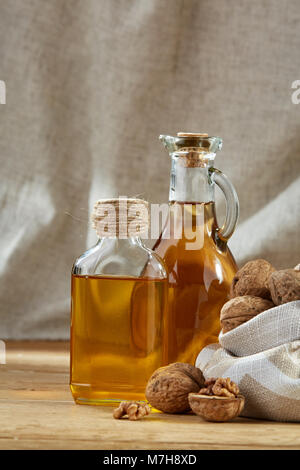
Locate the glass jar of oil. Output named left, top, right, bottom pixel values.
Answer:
left=153, top=133, right=239, bottom=365
left=70, top=198, right=168, bottom=405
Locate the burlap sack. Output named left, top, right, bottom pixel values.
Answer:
left=195, top=301, right=300, bottom=422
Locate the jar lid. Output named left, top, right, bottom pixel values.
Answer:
left=92, top=197, right=149, bottom=238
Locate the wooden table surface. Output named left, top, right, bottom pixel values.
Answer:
left=0, top=341, right=299, bottom=450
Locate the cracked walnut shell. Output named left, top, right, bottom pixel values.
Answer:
left=188, top=393, right=245, bottom=422
left=188, top=378, right=245, bottom=422
left=230, top=259, right=275, bottom=299
left=145, top=362, right=205, bottom=414
left=220, top=295, right=274, bottom=333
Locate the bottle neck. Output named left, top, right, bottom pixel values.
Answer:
left=97, top=236, right=143, bottom=251
left=91, top=237, right=146, bottom=277
left=169, top=155, right=215, bottom=203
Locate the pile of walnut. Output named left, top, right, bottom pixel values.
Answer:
left=220, top=259, right=300, bottom=333
left=112, top=260, right=300, bottom=423
left=113, top=364, right=245, bottom=423
left=145, top=363, right=244, bottom=422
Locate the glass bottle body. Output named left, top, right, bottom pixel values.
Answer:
left=153, top=201, right=237, bottom=364
left=70, top=237, right=168, bottom=405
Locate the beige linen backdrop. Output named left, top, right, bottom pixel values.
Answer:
left=0, top=0, right=299, bottom=339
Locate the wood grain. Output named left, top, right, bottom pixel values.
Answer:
left=0, top=341, right=299, bottom=450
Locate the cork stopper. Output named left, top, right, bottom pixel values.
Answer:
left=173, top=133, right=211, bottom=167
left=92, top=197, right=149, bottom=238
left=177, top=132, right=209, bottom=138
left=177, top=153, right=210, bottom=168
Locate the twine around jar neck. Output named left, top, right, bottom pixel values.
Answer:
left=92, top=198, right=149, bottom=239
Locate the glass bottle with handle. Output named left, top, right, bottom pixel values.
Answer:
left=153, top=132, right=239, bottom=364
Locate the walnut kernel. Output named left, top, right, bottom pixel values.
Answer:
left=199, top=377, right=240, bottom=398
left=113, top=401, right=151, bottom=421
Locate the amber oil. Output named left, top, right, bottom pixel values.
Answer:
left=153, top=201, right=237, bottom=365
left=70, top=274, right=167, bottom=404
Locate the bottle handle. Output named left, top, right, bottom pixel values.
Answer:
left=209, top=168, right=239, bottom=241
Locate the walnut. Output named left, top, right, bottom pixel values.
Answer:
left=145, top=362, right=205, bottom=414
left=231, top=259, right=276, bottom=299
left=188, top=377, right=245, bottom=422
left=268, top=266, right=300, bottom=305
left=113, top=401, right=151, bottom=421
left=199, top=377, right=240, bottom=398
left=220, top=295, right=274, bottom=333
